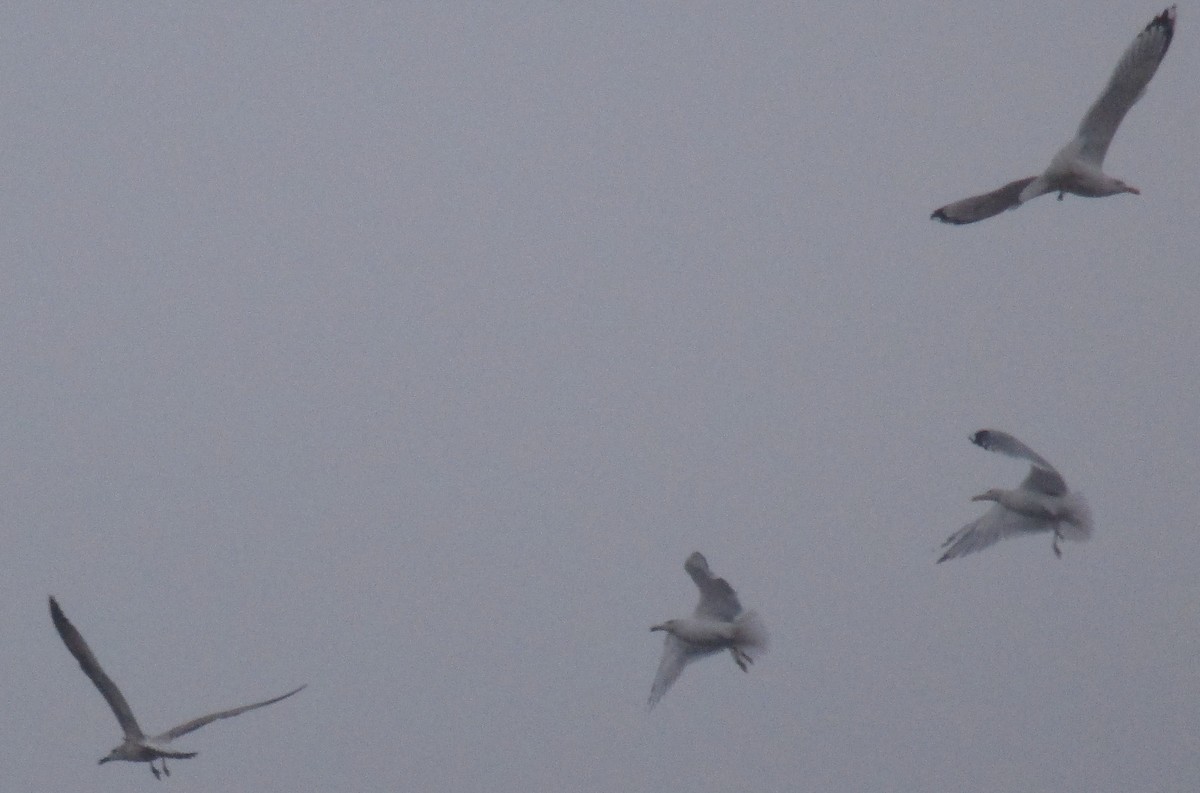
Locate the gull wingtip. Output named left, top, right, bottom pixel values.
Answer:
left=930, top=206, right=969, bottom=225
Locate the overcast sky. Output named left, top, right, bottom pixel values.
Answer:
left=4, top=3, right=1198, bottom=791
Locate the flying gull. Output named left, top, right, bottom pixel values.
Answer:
left=938, top=430, right=1092, bottom=562
left=647, top=552, right=767, bottom=709
left=49, top=596, right=305, bottom=779
left=932, top=6, right=1175, bottom=224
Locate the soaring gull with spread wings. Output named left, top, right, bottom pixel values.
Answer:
left=49, top=596, right=305, bottom=779
left=932, top=6, right=1175, bottom=224
left=938, top=430, right=1092, bottom=562
left=647, top=552, right=767, bottom=709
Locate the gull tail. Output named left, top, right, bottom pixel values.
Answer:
left=1059, top=492, right=1093, bottom=542
left=732, top=611, right=768, bottom=652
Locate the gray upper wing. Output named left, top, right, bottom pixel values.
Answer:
left=931, top=177, right=1039, bottom=225
left=156, top=685, right=306, bottom=742
left=1075, top=6, right=1175, bottom=165
left=971, top=429, right=1067, bottom=496
left=49, top=596, right=145, bottom=739
left=684, top=552, right=742, bottom=621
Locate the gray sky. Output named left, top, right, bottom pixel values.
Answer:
left=4, top=3, right=1199, bottom=791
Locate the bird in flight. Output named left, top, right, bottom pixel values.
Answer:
left=938, top=430, right=1092, bottom=562
left=932, top=6, right=1176, bottom=224
left=648, top=552, right=767, bottom=708
left=49, top=596, right=305, bottom=779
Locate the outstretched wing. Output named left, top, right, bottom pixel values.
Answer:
left=648, top=635, right=704, bottom=709
left=937, top=503, right=1052, bottom=562
left=1074, top=6, right=1175, bottom=166
left=931, top=177, right=1040, bottom=225
left=49, top=597, right=144, bottom=739
left=684, top=552, right=742, bottom=621
left=155, top=685, right=306, bottom=742
left=971, top=429, right=1067, bottom=496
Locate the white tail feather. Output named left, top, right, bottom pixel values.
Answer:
left=1060, top=492, right=1093, bottom=541
left=732, top=611, right=768, bottom=652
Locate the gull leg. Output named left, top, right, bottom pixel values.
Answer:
left=163, top=758, right=170, bottom=777
left=1057, top=192, right=1065, bottom=201
left=150, top=762, right=161, bottom=780
left=731, top=647, right=753, bottom=672
left=1052, top=528, right=1063, bottom=558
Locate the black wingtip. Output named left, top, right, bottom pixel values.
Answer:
left=1148, top=6, right=1176, bottom=52
left=48, top=597, right=72, bottom=636
left=1151, top=6, right=1176, bottom=30
left=970, top=429, right=994, bottom=449
left=930, top=207, right=967, bottom=225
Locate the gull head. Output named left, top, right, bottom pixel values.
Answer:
left=98, top=743, right=132, bottom=765
left=970, top=488, right=1005, bottom=503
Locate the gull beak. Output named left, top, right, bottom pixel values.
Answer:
left=649, top=623, right=666, bottom=632
left=1127, top=185, right=1141, bottom=195
left=969, top=493, right=989, bottom=502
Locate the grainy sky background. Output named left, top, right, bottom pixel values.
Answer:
left=4, top=3, right=1198, bottom=791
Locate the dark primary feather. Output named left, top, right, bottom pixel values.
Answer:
left=49, top=596, right=144, bottom=739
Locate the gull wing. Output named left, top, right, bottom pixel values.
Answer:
left=1074, top=6, right=1175, bottom=166
left=971, top=429, right=1067, bottom=496
left=648, top=635, right=702, bottom=709
left=931, top=177, right=1039, bottom=225
left=684, top=552, right=742, bottom=621
left=49, top=596, right=144, bottom=740
left=155, top=685, right=306, bottom=742
left=937, top=503, right=1053, bottom=562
